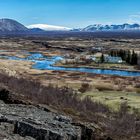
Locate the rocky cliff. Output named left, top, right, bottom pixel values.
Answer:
left=0, top=88, right=96, bottom=140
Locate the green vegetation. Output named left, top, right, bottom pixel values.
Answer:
left=110, top=49, right=139, bottom=65
left=100, top=53, right=105, bottom=63
left=81, top=91, right=140, bottom=111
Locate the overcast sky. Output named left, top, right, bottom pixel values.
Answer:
left=1, top=0, right=140, bottom=28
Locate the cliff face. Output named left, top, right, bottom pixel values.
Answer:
left=0, top=89, right=95, bottom=140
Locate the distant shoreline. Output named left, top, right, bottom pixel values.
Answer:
left=54, top=63, right=140, bottom=73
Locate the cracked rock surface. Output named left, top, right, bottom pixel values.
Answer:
left=0, top=100, right=94, bottom=140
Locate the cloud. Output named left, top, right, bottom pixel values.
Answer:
left=128, top=13, right=140, bottom=23
left=27, top=24, right=72, bottom=31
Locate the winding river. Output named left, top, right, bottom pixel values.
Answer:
left=1, top=52, right=140, bottom=77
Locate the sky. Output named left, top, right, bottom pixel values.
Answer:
left=1, top=0, right=140, bottom=28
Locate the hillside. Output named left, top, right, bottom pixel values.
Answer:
left=0, top=18, right=28, bottom=32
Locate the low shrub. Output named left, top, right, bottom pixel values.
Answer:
left=135, top=84, right=140, bottom=88
left=104, top=102, right=137, bottom=139
left=136, top=88, right=140, bottom=94
left=78, top=83, right=91, bottom=93
left=0, top=73, right=139, bottom=139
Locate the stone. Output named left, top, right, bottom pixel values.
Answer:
left=0, top=101, right=94, bottom=140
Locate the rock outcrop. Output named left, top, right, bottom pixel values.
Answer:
left=0, top=94, right=95, bottom=140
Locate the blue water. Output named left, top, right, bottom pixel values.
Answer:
left=1, top=52, right=140, bottom=77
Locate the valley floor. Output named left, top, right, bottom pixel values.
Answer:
left=0, top=37, right=140, bottom=139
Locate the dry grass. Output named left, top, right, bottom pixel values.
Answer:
left=94, top=83, right=115, bottom=91
left=81, top=90, right=140, bottom=111
left=0, top=65, right=140, bottom=139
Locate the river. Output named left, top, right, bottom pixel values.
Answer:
left=1, top=52, right=140, bottom=77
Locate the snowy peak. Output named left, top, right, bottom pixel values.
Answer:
left=1, top=18, right=140, bottom=33
left=82, top=23, right=140, bottom=31
left=27, top=24, right=72, bottom=31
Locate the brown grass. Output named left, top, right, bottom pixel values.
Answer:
left=94, top=83, right=115, bottom=91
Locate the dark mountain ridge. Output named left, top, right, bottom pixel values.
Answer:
left=0, top=18, right=28, bottom=32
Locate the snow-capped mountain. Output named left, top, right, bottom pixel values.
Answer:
left=0, top=18, right=72, bottom=33
left=27, top=24, right=72, bottom=31
left=1, top=18, right=140, bottom=34
left=81, top=24, right=140, bottom=31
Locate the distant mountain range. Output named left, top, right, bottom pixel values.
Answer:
left=0, top=18, right=72, bottom=33
left=81, top=24, right=140, bottom=31
left=1, top=18, right=140, bottom=33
